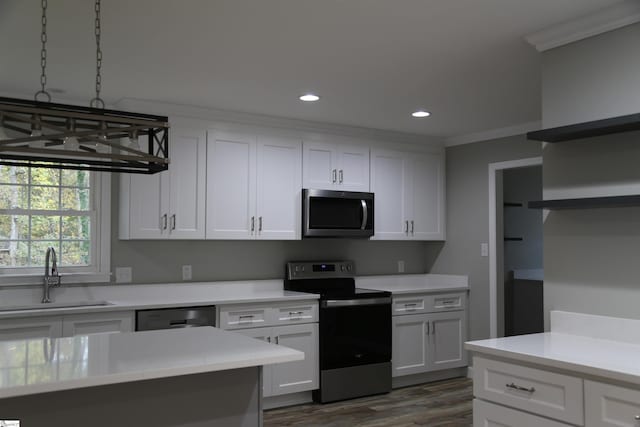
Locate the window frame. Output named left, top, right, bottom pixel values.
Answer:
left=0, top=171, right=111, bottom=286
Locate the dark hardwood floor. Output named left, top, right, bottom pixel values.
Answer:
left=264, top=377, right=473, bottom=427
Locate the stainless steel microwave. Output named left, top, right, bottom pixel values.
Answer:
left=303, top=189, right=374, bottom=238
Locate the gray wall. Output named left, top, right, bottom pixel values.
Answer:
left=430, top=136, right=542, bottom=341
left=542, top=23, right=640, bottom=327
left=110, top=175, right=440, bottom=283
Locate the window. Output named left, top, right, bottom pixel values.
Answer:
left=0, top=166, right=110, bottom=284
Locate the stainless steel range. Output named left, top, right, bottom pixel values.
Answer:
left=284, top=261, right=392, bottom=403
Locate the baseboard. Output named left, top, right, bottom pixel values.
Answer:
left=391, top=367, right=468, bottom=389
left=263, top=391, right=313, bottom=410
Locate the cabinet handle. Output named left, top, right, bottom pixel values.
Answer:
left=332, top=169, right=337, bottom=183
left=339, top=169, right=343, bottom=183
left=289, top=311, right=304, bottom=315
left=259, top=216, right=263, bottom=232
left=275, top=336, right=280, bottom=345
left=505, top=383, right=535, bottom=393
left=426, top=322, right=430, bottom=335
left=411, top=220, right=414, bottom=234
left=239, top=315, right=254, bottom=319
left=251, top=216, right=255, bottom=233
left=432, top=321, right=435, bottom=335
left=162, top=214, right=168, bottom=230
left=267, top=336, right=271, bottom=343
left=405, top=220, right=409, bottom=233
left=171, top=214, right=176, bottom=231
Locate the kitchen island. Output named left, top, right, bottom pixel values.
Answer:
left=0, top=326, right=303, bottom=427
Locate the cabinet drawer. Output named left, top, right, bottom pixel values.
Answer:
left=431, top=293, right=465, bottom=311
left=218, top=305, right=269, bottom=329
left=393, top=296, right=429, bottom=315
left=272, top=303, right=318, bottom=325
left=585, top=380, right=640, bottom=427
left=473, top=399, right=573, bottom=427
left=473, top=356, right=584, bottom=425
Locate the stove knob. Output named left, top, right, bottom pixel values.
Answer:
left=301, top=266, right=305, bottom=272
left=341, top=265, right=345, bottom=272
left=347, top=264, right=353, bottom=272
left=295, top=266, right=300, bottom=272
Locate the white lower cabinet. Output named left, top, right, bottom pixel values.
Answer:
left=471, top=355, right=640, bottom=427
left=0, top=311, right=134, bottom=341
left=62, top=311, right=134, bottom=336
left=0, top=316, right=63, bottom=340
left=391, top=291, right=467, bottom=378
left=474, top=399, right=573, bottom=427
left=585, top=380, right=640, bottom=427
left=235, top=323, right=318, bottom=397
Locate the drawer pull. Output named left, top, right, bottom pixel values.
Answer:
left=506, top=382, right=535, bottom=393
left=404, top=303, right=418, bottom=310
left=635, top=415, right=640, bottom=421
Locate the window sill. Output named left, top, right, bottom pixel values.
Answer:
left=0, top=272, right=111, bottom=286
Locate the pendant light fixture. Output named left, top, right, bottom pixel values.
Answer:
left=0, top=0, right=169, bottom=174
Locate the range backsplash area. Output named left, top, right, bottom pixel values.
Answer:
left=541, top=22, right=640, bottom=327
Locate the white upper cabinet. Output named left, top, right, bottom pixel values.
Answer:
left=206, top=130, right=256, bottom=239
left=256, top=136, right=302, bottom=240
left=207, top=130, right=302, bottom=240
left=303, top=141, right=369, bottom=192
left=371, top=148, right=445, bottom=241
left=120, top=125, right=206, bottom=240
left=370, top=149, right=411, bottom=240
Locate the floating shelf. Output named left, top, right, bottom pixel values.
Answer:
left=528, top=195, right=640, bottom=210
left=527, top=112, right=640, bottom=142
left=503, top=202, right=523, bottom=207
left=504, top=237, right=524, bottom=241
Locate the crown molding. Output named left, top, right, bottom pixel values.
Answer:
left=445, top=121, right=541, bottom=147
left=525, top=0, right=640, bottom=52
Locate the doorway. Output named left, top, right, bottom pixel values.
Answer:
left=488, top=157, right=542, bottom=338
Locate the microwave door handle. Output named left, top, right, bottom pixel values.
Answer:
left=360, top=199, right=368, bottom=230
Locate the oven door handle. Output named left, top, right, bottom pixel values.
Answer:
left=322, top=297, right=391, bottom=308
left=360, top=199, right=368, bottom=230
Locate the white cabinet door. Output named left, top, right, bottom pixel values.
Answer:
left=411, top=152, right=445, bottom=240
left=427, top=311, right=466, bottom=371
left=337, top=145, right=369, bottom=192
left=271, top=323, right=318, bottom=396
left=256, top=136, right=302, bottom=240
left=371, top=149, right=411, bottom=240
left=234, top=327, right=274, bottom=397
left=206, top=130, right=257, bottom=239
left=125, top=170, right=169, bottom=239
left=473, top=399, right=573, bottom=427
left=0, top=316, right=63, bottom=341
left=168, top=127, right=207, bottom=239
left=585, top=380, right=640, bottom=427
left=302, top=141, right=336, bottom=190
left=62, top=311, right=134, bottom=337
left=392, top=314, right=428, bottom=377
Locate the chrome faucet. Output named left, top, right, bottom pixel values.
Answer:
left=42, top=246, right=61, bottom=303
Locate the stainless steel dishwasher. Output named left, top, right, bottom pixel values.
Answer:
left=136, top=306, right=216, bottom=331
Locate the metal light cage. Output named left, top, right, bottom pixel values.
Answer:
left=0, top=97, right=170, bottom=174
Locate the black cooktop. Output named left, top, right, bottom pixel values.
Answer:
left=284, top=261, right=391, bottom=300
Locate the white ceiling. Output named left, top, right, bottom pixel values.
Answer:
left=0, top=0, right=626, bottom=139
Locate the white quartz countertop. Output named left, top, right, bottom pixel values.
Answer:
left=0, top=326, right=303, bottom=399
left=465, top=332, right=640, bottom=386
left=356, top=274, right=468, bottom=294
left=0, top=281, right=319, bottom=319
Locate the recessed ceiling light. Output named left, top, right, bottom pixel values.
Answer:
left=411, top=110, right=431, bottom=118
left=299, top=94, right=320, bottom=102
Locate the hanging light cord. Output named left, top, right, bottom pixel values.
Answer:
left=90, top=0, right=105, bottom=109
left=34, top=0, right=51, bottom=102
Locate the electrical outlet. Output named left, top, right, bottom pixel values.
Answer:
left=481, top=243, right=489, bottom=257
left=397, top=260, right=405, bottom=273
left=115, top=267, right=132, bottom=283
left=182, top=265, right=193, bottom=281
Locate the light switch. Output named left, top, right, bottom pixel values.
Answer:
left=481, top=243, right=489, bottom=257
left=115, top=267, right=132, bottom=283
left=182, top=265, right=193, bottom=281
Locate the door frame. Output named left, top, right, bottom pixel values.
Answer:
left=488, top=157, right=542, bottom=338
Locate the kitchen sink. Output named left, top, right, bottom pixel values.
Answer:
left=0, top=301, right=113, bottom=312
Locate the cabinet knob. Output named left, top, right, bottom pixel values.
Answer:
left=634, top=415, right=640, bottom=421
